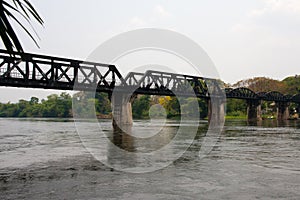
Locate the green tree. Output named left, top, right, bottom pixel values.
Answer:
left=0, top=102, right=18, bottom=117
left=17, top=99, right=30, bottom=117
left=0, top=93, right=72, bottom=118
left=282, top=75, right=300, bottom=95
left=43, top=93, right=72, bottom=117
left=165, top=96, right=180, bottom=118
left=30, top=96, right=39, bottom=104
left=226, top=99, right=247, bottom=117
left=132, top=95, right=151, bottom=119
left=95, top=92, right=111, bottom=115
left=56, top=92, right=72, bottom=117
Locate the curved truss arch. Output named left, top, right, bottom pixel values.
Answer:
left=225, top=88, right=233, bottom=93
left=263, top=91, right=286, bottom=102
left=291, top=93, right=300, bottom=103
left=226, top=87, right=258, bottom=99
left=257, top=92, right=267, bottom=98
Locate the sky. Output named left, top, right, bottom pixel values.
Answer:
left=0, top=0, right=300, bottom=102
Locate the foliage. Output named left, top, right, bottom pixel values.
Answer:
left=226, top=99, right=247, bottom=116
left=282, top=75, right=300, bottom=94
left=95, top=92, right=111, bottom=114
left=72, top=92, right=111, bottom=118
left=132, top=95, right=151, bottom=119
left=0, top=0, right=43, bottom=53
left=233, top=77, right=287, bottom=94
left=132, top=95, right=208, bottom=119
left=0, top=92, right=72, bottom=117
left=163, top=96, right=181, bottom=118
left=232, top=75, right=300, bottom=96
left=157, top=96, right=181, bottom=118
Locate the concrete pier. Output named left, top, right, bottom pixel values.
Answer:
left=276, top=102, right=290, bottom=120
left=111, top=93, right=135, bottom=130
left=207, top=98, right=225, bottom=127
left=247, top=100, right=262, bottom=121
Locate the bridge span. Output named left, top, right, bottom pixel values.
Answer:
left=0, top=49, right=299, bottom=127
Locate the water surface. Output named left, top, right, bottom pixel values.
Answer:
left=0, top=118, right=299, bottom=199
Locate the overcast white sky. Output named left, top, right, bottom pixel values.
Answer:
left=0, top=0, right=300, bottom=102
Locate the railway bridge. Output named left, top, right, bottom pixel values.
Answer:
left=0, top=50, right=299, bottom=128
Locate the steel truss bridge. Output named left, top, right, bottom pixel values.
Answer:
left=0, top=49, right=299, bottom=104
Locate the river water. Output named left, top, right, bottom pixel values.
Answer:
left=0, top=118, right=299, bottom=199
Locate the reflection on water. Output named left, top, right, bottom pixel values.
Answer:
left=108, top=123, right=178, bottom=153
left=0, top=118, right=299, bottom=199
left=77, top=119, right=202, bottom=173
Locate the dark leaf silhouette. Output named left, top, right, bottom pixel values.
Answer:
left=0, top=0, right=43, bottom=53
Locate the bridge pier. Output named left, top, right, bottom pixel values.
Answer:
left=276, top=102, right=290, bottom=120
left=295, top=103, right=300, bottom=119
left=111, top=93, right=136, bottom=130
left=247, top=100, right=262, bottom=121
left=207, top=98, right=225, bottom=126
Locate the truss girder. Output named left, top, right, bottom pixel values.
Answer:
left=0, top=50, right=124, bottom=92
left=226, top=87, right=258, bottom=100
left=0, top=50, right=299, bottom=103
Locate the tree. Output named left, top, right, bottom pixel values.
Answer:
left=282, top=75, right=300, bottom=95
left=226, top=99, right=247, bottom=117
left=132, top=95, right=151, bottom=119
left=162, top=96, right=180, bottom=118
left=0, top=0, right=43, bottom=53
left=95, top=92, right=111, bottom=114
left=233, top=77, right=287, bottom=94
left=30, top=96, right=39, bottom=104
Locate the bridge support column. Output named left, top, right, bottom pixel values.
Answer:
left=111, top=93, right=135, bottom=130
left=207, top=99, right=225, bottom=126
left=247, top=100, right=262, bottom=121
left=276, top=102, right=290, bottom=120
left=295, top=104, right=300, bottom=119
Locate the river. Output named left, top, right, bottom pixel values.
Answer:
left=0, top=118, right=299, bottom=199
